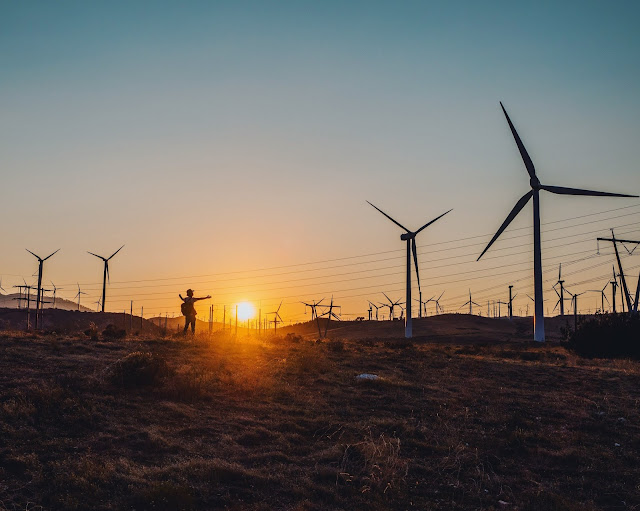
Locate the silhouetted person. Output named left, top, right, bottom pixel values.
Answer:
left=180, top=289, right=210, bottom=334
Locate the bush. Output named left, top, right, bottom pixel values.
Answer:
left=326, top=339, right=345, bottom=352
left=102, top=324, right=126, bottom=340
left=84, top=322, right=99, bottom=341
left=106, top=351, right=169, bottom=388
left=567, top=313, right=640, bottom=360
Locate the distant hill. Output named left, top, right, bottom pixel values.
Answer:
left=0, top=293, right=92, bottom=312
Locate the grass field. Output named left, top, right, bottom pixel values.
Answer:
left=0, top=324, right=639, bottom=510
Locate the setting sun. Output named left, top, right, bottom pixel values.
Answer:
left=236, top=301, right=256, bottom=321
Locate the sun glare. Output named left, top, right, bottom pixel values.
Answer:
left=236, top=301, right=256, bottom=321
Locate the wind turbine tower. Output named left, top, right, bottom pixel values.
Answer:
left=477, top=103, right=636, bottom=341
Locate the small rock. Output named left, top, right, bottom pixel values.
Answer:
left=498, top=501, right=510, bottom=506
left=617, top=417, right=626, bottom=423
left=614, top=443, right=621, bottom=447
left=356, top=373, right=379, bottom=380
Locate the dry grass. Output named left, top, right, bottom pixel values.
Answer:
left=0, top=328, right=639, bottom=510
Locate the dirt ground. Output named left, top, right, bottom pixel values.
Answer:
left=0, top=322, right=638, bottom=510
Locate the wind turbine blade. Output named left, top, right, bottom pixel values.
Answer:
left=437, top=291, right=445, bottom=301
left=477, top=190, right=533, bottom=261
left=526, top=294, right=534, bottom=302
left=25, top=249, right=40, bottom=260
left=541, top=185, right=637, bottom=198
left=366, top=201, right=410, bottom=232
left=276, top=300, right=283, bottom=313
left=382, top=292, right=393, bottom=305
left=43, top=249, right=60, bottom=261
left=415, top=208, right=453, bottom=235
left=472, top=301, right=480, bottom=307
left=559, top=263, right=562, bottom=281
left=87, top=251, right=105, bottom=260
left=106, top=262, right=110, bottom=284
left=108, top=245, right=125, bottom=260
left=411, top=239, right=421, bottom=297
left=553, top=299, right=560, bottom=312
left=500, top=102, right=537, bottom=179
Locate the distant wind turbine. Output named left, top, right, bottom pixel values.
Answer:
left=26, top=249, right=59, bottom=329
left=74, top=283, right=87, bottom=311
left=460, top=290, right=480, bottom=315
left=589, top=279, right=610, bottom=313
left=88, top=245, right=124, bottom=313
left=381, top=292, right=404, bottom=322
left=367, top=201, right=452, bottom=338
left=477, top=103, right=637, bottom=341
left=368, top=301, right=380, bottom=320
left=50, top=281, right=62, bottom=309
left=268, top=301, right=284, bottom=334
left=434, top=291, right=445, bottom=314
left=0, top=277, right=5, bottom=295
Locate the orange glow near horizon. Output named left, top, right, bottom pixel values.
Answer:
left=236, top=301, right=256, bottom=321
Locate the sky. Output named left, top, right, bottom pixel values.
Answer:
left=1, top=1, right=639, bottom=321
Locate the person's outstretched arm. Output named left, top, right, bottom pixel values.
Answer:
left=179, top=294, right=184, bottom=301
left=194, top=295, right=211, bottom=301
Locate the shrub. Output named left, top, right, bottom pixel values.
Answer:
left=106, top=351, right=169, bottom=388
left=326, top=339, right=345, bottom=352
left=102, top=324, right=126, bottom=340
left=567, top=313, right=640, bottom=360
left=339, top=431, right=408, bottom=493
left=84, top=322, right=98, bottom=341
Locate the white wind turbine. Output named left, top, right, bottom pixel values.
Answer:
left=367, top=202, right=452, bottom=338
left=477, top=103, right=637, bottom=342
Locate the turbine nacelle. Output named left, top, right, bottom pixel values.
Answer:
left=400, top=232, right=415, bottom=241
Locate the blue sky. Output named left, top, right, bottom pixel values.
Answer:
left=1, top=1, right=639, bottom=317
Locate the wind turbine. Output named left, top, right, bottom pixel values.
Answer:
left=302, top=298, right=326, bottom=337
left=0, top=277, right=5, bottom=295
left=381, top=292, right=404, bottom=321
left=95, top=297, right=102, bottom=312
left=368, top=301, right=380, bottom=320
left=414, top=295, right=435, bottom=318
left=429, top=291, right=445, bottom=315
left=88, top=245, right=124, bottom=313
left=553, top=263, right=567, bottom=316
left=50, top=281, right=62, bottom=309
left=566, top=289, right=587, bottom=331
left=26, top=249, right=59, bottom=329
left=589, top=280, right=610, bottom=313
left=367, top=201, right=452, bottom=338
left=74, top=283, right=88, bottom=311
left=320, top=296, right=341, bottom=338
left=268, top=301, right=284, bottom=334
left=477, top=103, right=637, bottom=341
left=460, top=289, right=480, bottom=315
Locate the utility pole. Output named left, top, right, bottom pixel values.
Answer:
left=130, top=301, right=133, bottom=331
left=223, top=305, right=226, bottom=333
left=597, top=231, right=639, bottom=313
